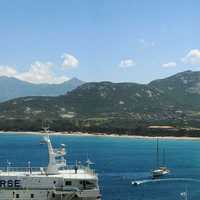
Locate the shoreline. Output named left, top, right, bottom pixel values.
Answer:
left=0, top=130, right=200, bottom=141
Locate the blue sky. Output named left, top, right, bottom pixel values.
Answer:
left=0, top=0, right=200, bottom=84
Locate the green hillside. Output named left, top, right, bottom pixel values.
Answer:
left=0, top=71, right=200, bottom=136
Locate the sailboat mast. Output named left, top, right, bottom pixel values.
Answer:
left=163, top=149, right=166, bottom=166
left=156, top=138, right=159, bottom=168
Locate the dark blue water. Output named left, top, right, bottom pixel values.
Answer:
left=0, top=133, right=200, bottom=200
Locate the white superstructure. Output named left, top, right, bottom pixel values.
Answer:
left=0, top=132, right=101, bottom=200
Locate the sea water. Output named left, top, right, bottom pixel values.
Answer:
left=0, top=133, right=200, bottom=200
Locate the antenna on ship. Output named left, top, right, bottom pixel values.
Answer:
left=42, top=120, right=50, bottom=133
left=28, top=161, right=32, bottom=174
left=42, top=121, right=67, bottom=175
left=6, top=160, right=11, bottom=173
left=85, top=153, right=94, bottom=167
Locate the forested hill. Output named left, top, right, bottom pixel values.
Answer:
left=0, top=70, right=200, bottom=136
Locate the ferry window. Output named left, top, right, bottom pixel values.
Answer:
left=16, top=194, right=20, bottom=198
left=65, top=181, right=72, bottom=186
left=53, top=181, right=56, bottom=184
left=80, top=180, right=87, bottom=185
left=86, top=181, right=93, bottom=185
left=31, top=194, right=34, bottom=198
left=52, top=193, right=56, bottom=198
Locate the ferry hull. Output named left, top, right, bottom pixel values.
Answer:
left=0, top=189, right=101, bottom=200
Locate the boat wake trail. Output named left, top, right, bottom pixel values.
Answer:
left=132, top=178, right=200, bottom=186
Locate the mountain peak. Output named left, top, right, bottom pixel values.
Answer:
left=0, top=76, right=84, bottom=102
left=65, top=77, right=85, bottom=86
left=70, top=77, right=82, bottom=81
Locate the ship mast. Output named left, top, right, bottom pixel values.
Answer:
left=44, top=135, right=59, bottom=174
left=42, top=124, right=66, bottom=175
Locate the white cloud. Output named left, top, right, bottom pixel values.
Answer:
left=0, top=52, right=80, bottom=84
left=16, top=61, right=53, bottom=83
left=162, top=62, right=177, bottom=68
left=182, top=49, right=200, bottom=65
left=61, top=53, right=79, bottom=69
left=0, top=62, right=69, bottom=84
left=119, top=59, right=136, bottom=68
left=17, top=61, right=69, bottom=84
left=0, top=66, right=17, bottom=77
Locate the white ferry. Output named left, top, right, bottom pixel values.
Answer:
left=0, top=132, right=101, bottom=200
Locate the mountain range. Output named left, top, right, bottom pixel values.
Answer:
left=0, top=76, right=84, bottom=102
left=0, top=70, right=200, bottom=134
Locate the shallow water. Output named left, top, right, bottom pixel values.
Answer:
left=0, top=133, right=200, bottom=199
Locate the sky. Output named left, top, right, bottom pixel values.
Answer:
left=0, top=0, right=200, bottom=84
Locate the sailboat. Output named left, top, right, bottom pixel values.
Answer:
left=152, top=138, right=170, bottom=178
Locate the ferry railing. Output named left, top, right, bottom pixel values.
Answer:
left=0, top=167, right=47, bottom=173
left=65, top=165, right=96, bottom=176
left=0, top=165, right=96, bottom=175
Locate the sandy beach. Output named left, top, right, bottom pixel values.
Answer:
left=0, top=130, right=200, bottom=141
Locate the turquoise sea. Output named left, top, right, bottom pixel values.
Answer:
left=0, top=133, right=200, bottom=199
